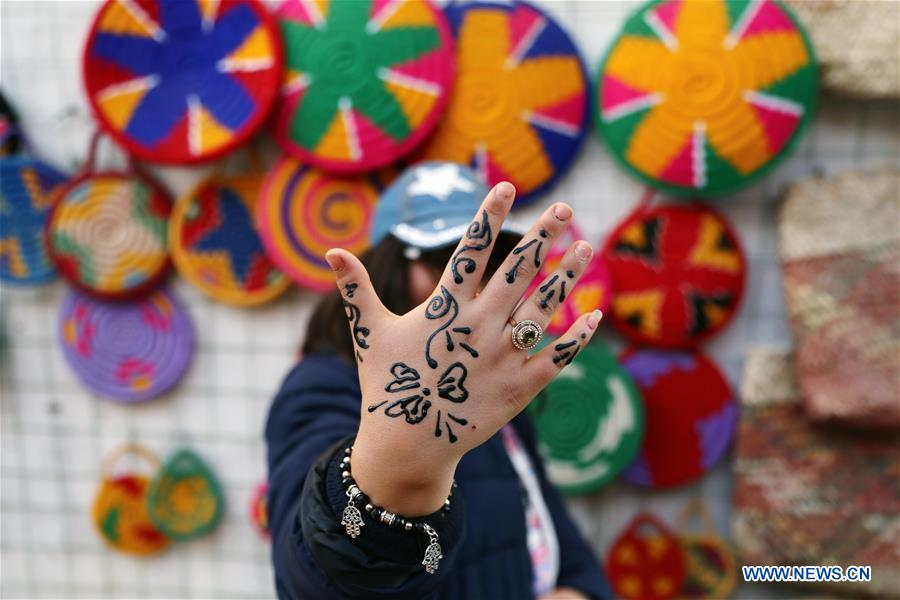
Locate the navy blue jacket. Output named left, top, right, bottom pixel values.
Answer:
left=266, top=353, right=611, bottom=599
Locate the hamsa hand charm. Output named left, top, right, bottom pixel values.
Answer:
left=422, top=541, right=443, bottom=574
left=341, top=504, right=364, bottom=538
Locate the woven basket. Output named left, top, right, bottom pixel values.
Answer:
left=273, top=0, right=455, bottom=173
left=82, top=0, right=282, bottom=164
left=596, top=0, right=818, bottom=196
left=779, top=169, right=900, bottom=430
left=418, top=0, right=590, bottom=206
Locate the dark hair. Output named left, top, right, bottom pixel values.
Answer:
left=303, top=233, right=518, bottom=363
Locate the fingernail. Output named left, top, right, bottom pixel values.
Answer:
left=325, top=252, right=345, bottom=272
left=495, top=181, right=515, bottom=200
left=574, top=241, right=593, bottom=262
left=586, top=309, right=603, bottom=330
left=554, top=203, right=572, bottom=221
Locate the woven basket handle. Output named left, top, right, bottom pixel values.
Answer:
left=627, top=512, right=674, bottom=539
left=677, top=497, right=718, bottom=536
left=84, top=130, right=145, bottom=177
left=100, top=442, right=160, bottom=480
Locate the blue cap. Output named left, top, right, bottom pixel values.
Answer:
left=370, top=162, right=521, bottom=250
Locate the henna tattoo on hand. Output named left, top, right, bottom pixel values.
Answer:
left=552, top=339, right=581, bottom=366
left=369, top=362, right=471, bottom=443
left=450, top=210, right=492, bottom=284
left=342, top=287, right=369, bottom=362
left=424, top=286, right=478, bottom=369
left=538, top=268, right=574, bottom=309
left=434, top=409, right=468, bottom=443
left=506, top=229, right=548, bottom=284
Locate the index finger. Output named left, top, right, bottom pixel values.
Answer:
left=437, top=181, right=517, bottom=297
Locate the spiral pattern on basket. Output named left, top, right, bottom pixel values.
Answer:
left=274, top=0, right=455, bottom=173
left=418, top=0, right=590, bottom=204
left=49, top=175, right=170, bottom=298
left=257, top=158, right=379, bottom=292
left=171, top=173, right=290, bottom=307
left=597, top=0, right=818, bottom=196
left=529, top=342, right=643, bottom=493
left=59, top=289, right=193, bottom=403
left=83, top=0, right=282, bottom=163
left=0, top=157, right=68, bottom=284
left=147, top=449, right=223, bottom=540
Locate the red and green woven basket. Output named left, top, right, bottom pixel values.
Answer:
left=273, top=0, right=455, bottom=173
left=596, top=0, right=818, bottom=196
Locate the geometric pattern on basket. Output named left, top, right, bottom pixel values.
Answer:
left=0, top=157, right=69, bottom=284
left=147, top=448, right=224, bottom=541
left=59, top=288, right=194, bottom=403
left=171, top=172, right=290, bottom=307
left=419, top=0, right=590, bottom=205
left=83, top=0, right=282, bottom=164
left=602, top=203, right=746, bottom=349
left=273, top=0, right=455, bottom=173
left=257, top=157, right=380, bottom=292
left=619, top=348, right=736, bottom=489
left=597, top=0, right=818, bottom=196
left=48, top=174, right=171, bottom=299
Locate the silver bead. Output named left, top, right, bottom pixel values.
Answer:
left=404, top=521, right=413, bottom=531
left=380, top=510, right=396, bottom=527
left=342, top=470, right=350, bottom=478
left=365, top=503, right=374, bottom=512
left=444, top=499, right=450, bottom=507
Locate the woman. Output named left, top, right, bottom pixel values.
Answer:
left=266, top=163, right=610, bottom=599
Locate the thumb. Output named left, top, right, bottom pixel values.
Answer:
left=325, top=248, right=391, bottom=361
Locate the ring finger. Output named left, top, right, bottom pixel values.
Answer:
left=507, top=240, right=593, bottom=351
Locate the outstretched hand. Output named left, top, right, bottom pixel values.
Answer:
left=324, top=182, right=602, bottom=515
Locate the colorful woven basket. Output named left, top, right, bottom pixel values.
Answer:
left=0, top=91, right=22, bottom=156
left=47, top=141, right=172, bottom=300
left=249, top=480, right=269, bottom=539
left=147, top=448, right=224, bottom=541
left=273, top=0, right=455, bottom=173
left=0, top=156, right=68, bottom=285
left=257, top=157, right=380, bottom=292
left=92, top=443, right=169, bottom=556
left=606, top=513, right=686, bottom=600
left=529, top=341, right=643, bottom=494
left=596, top=0, right=818, bottom=196
left=602, top=201, right=746, bottom=349
left=620, top=348, right=736, bottom=489
left=418, top=0, right=590, bottom=205
left=59, top=288, right=194, bottom=403
left=82, top=0, right=282, bottom=164
left=525, top=223, right=611, bottom=336
left=676, top=499, right=737, bottom=599
left=170, top=167, right=290, bottom=307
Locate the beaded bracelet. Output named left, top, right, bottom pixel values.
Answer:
left=338, top=445, right=456, bottom=575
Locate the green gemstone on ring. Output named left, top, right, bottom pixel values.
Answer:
left=521, top=329, right=537, bottom=346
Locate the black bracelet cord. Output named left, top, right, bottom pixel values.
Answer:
left=338, top=444, right=455, bottom=574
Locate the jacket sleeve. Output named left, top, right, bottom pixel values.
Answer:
left=512, top=415, right=613, bottom=600
left=265, top=355, right=466, bottom=600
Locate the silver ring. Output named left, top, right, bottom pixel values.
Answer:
left=510, top=318, right=543, bottom=351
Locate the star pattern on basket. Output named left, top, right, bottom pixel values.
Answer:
left=279, top=0, right=444, bottom=163
left=189, top=188, right=265, bottom=284
left=420, top=2, right=587, bottom=200
left=600, top=0, right=815, bottom=192
left=87, top=0, right=277, bottom=159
